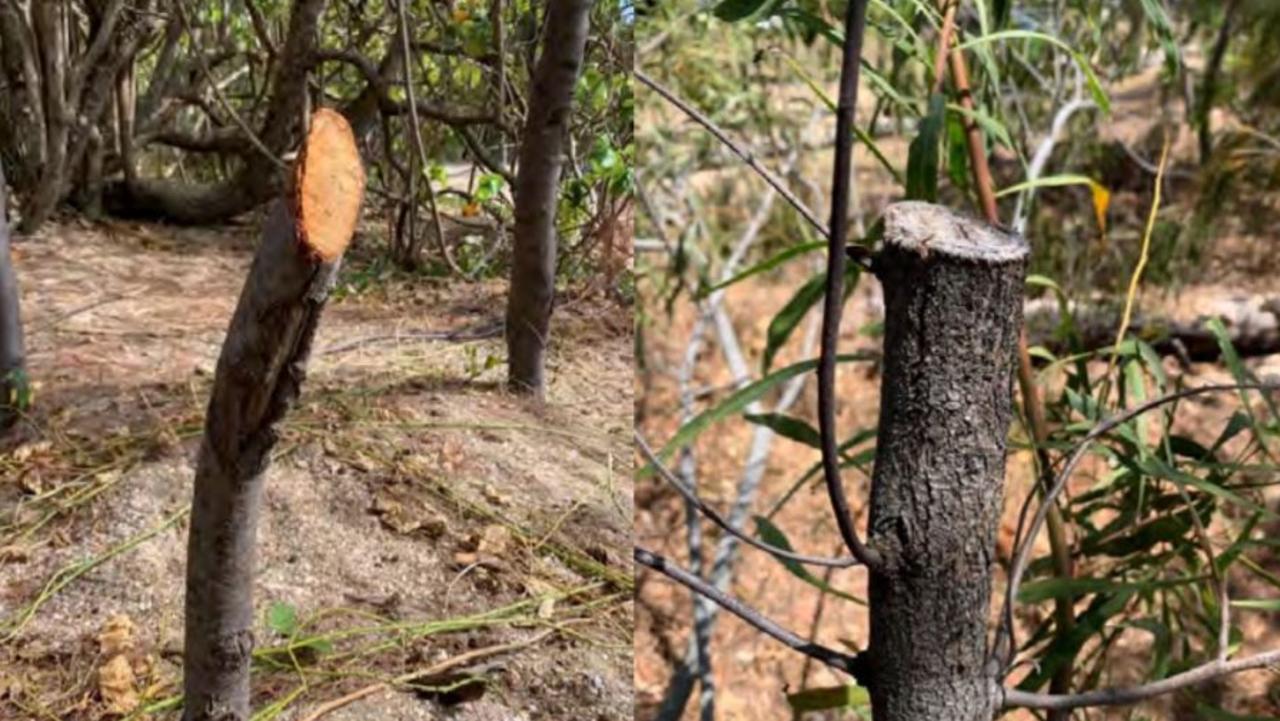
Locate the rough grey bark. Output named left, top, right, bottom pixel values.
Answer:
left=182, top=201, right=345, bottom=721
left=865, top=202, right=1028, bottom=721
left=0, top=163, right=26, bottom=430
left=504, top=0, right=591, bottom=397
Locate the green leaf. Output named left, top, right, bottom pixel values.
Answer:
left=641, top=353, right=878, bottom=475
left=697, top=241, right=825, bottom=299
left=266, top=601, right=298, bottom=637
left=763, top=273, right=827, bottom=374
left=1230, top=598, right=1280, bottom=611
left=712, top=0, right=770, bottom=21
left=754, top=516, right=865, bottom=605
left=1017, top=590, right=1135, bottom=691
left=953, top=30, right=1110, bottom=114
left=745, top=413, right=821, bottom=448
left=906, top=93, right=945, bottom=202
left=1019, top=575, right=1200, bottom=604
left=785, top=684, right=870, bottom=713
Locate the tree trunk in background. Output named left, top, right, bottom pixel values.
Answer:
left=182, top=109, right=364, bottom=721
left=0, top=164, right=26, bottom=430
left=866, top=202, right=1028, bottom=720
left=504, top=0, right=591, bottom=397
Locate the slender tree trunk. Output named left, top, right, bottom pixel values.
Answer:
left=182, top=109, right=364, bottom=721
left=504, top=0, right=591, bottom=397
left=1198, top=0, right=1240, bottom=166
left=865, top=202, right=1028, bottom=721
left=0, top=163, right=26, bottom=430
left=21, top=0, right=70, bottom=233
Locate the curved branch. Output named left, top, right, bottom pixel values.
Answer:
left=311, top=48, right=500, bottom=128
left=636, top=431, right=861, bottom=569
left=634, top=547, right=862, bottom=678
left=634, top=69, right=827, bottom=239
left=818, top=0, right=881, bottom=570
left=1003, top=650, right=1280, bottom=710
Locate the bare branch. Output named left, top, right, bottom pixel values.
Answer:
left=1002, top=650, right=1280, bottom=710
left=311, top=49, right=500, bottom=128
left=634, top=70, right=827, bottom=239
left=634, top=547, right=862, bottom=678
left=817, top=0, right=882, bottom=571
left=636, top=431, right=860, bottom=568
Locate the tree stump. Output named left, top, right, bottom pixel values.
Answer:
left=182, top=108, right=364, bottom=721
left=866, top=201, right=1028, bottom=721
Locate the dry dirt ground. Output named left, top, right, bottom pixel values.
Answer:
left=634, top=60, right=1280, bottom=721
left=0, top=215, right=634, bottom=720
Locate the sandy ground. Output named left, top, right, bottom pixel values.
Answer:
left=0, top=215, right=634, bottom=720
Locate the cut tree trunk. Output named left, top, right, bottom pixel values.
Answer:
left=182, top=108, right=364, bottom=721
left=866, top=202, right=1028, bottom=721
left=504, top=0, right=591, bottom=397
left=0, top=163, right=26, bottom=430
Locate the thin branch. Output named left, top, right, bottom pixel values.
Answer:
left=998, top=381, right=1280, bottom=671
left=634, top=70, right=827, bottom=238
left=634, top=547, right=861, bottom=677
left=636, top=432, right=859, bottom=568
left=818, top=0, right=882, bottom=570
left=1002, top=649, right=1280, bottom=710
left=174, top=0, right=285, bottom=169
left=394, top=0, right=458, bottom=275
left=311, top=49, right=500, bottom=127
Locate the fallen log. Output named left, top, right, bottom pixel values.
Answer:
left=182, top=107, right=364, bottom=721
left=1025, top=295, right=1280, bottom=363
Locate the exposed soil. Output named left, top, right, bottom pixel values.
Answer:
left=0, top=213, right=634, bottom=721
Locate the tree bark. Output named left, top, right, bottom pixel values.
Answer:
left=865, top=202, right=1028, bottom=721
left=182, top=109, right=364, bottom=721
left=0, top=163, right=26, bottom=430
left=503, top=0, right=591, bottom=397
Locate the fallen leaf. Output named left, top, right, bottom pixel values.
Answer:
left=97, top=614, right=136, bottom=657
left=97, top=654, right=138, bottom=714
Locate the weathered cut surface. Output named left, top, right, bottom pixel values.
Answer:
left=866, top=201, right=1028, bottom=721
left=0, top=164, right=25, bottom=429
left=182, top=109, right=364, bottom=721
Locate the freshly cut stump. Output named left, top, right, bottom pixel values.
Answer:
left=182, top=109, right=365, bottom=721
left=865, top=201, right=1028, bottom=721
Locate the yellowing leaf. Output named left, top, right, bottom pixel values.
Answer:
left=462, top=202, right=481, bottom=217
left=97, top=614, right=136, bottom=657
left=1090, top=182, right=1111, bottom=234
left=97, top=655, right=138, bottom=714
left=452, top=8, right=470, bottom=22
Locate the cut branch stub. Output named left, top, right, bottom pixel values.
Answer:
left=866, top=201, right=1028, bottom=721
left=182, top=108, right=363, bottom=721
left=292, top=107, right=365, bottom=261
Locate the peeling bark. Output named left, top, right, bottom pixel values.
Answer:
left=504, top=0, right=591, bottom=397
left=866, top=202, right=1028, bottom=721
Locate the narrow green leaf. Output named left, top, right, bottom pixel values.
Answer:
left=745, top=413, right=822, bottom=448
left=906, top=93, right=946, bottom=202
left=755, top=516, right=866, bottom=605
left=763, top=273, right=827, bottom=374
left=712, top=0, right=770, bottom=21
left=641, top=353, right=878, bottom=475
left=786, top=684, right=870, bottom=712
left=697, top=241, right=825, bottom=299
